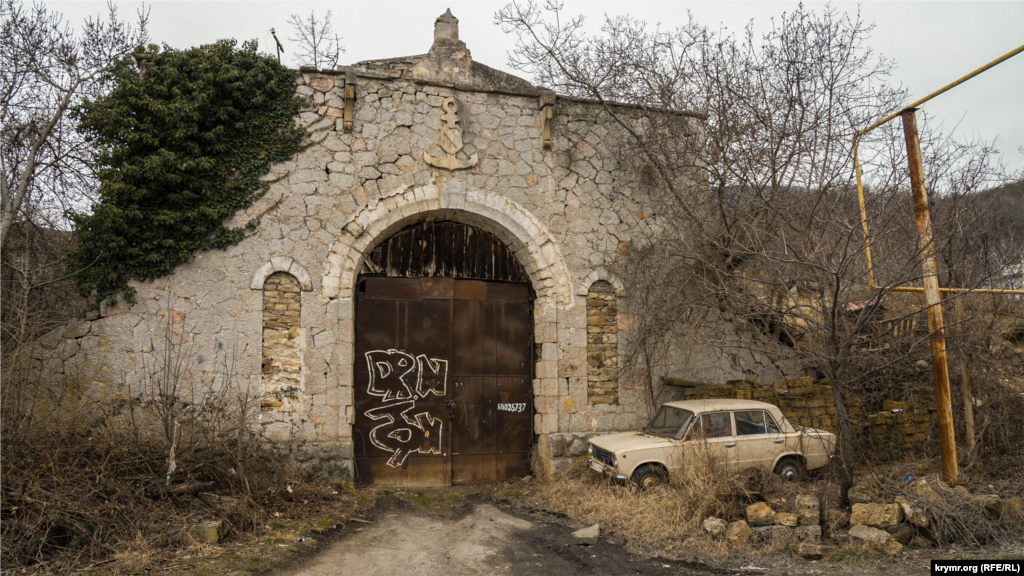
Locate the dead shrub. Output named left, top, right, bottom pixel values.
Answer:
left=891, top=476, right=1023, bottom=547
left=0, top=310, right=366, bottom=572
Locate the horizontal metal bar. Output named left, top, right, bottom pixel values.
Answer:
left=856, top=43, right=1024, bottom=139
left=882, top=286, right=1024, bottom=295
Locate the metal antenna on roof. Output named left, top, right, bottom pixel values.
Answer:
left=270, top=28, right=284, bottom=63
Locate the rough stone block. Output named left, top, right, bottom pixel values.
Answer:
left=64, top=321, right=91, bottom=339
left=703, top=517, right=727, bottom=538
left=772, top=512, right=799, bottom=527
left=795, top=494, right=820, bottom=525
left=726, top=520, right=752, bottom=545
left=894, top=495, right=931, bottom=528
left=847, top=484, right=879, bottom=504
left=850, top=503, right=903, bottom=530
left=746, top=502, right=775, bottom=527
left=794, top=525, right=821, bottom=542
left=848, top=524, right=903, bottom=555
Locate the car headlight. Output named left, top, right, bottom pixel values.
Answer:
left=588, top=444, right=593, bottom=456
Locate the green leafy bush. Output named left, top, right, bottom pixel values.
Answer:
left=66, top=39, right=306, bottom=306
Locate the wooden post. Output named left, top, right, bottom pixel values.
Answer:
left=901, top=109, right=958, bottom=484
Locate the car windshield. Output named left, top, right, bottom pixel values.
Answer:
left=643, top=406, right=694, bottom=438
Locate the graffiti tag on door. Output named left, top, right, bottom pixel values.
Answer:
left=364, top=349, right=448, bottom=467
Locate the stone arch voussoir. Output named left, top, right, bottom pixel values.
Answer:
left=251, top=256, right=313, bottom=291
left=578, top=266, right=626, bottom=297
left=321, top=183, right=573, bottom=307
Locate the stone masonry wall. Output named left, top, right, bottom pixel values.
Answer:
left=685, top=378, right=936, bottom=450
left=28, top=12, right=786, bottom=478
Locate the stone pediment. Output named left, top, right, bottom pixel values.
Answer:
left=354, top=8, right=538, bottom=95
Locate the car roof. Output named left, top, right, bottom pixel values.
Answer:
left=662, top=399, right=783, bottom=413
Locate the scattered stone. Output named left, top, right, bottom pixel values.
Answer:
left=798, top=542, right=834, bottom=560
left=795, top=525, right=822, bottom=542
left=756, top=525, right=797, bottom=547
left=772, top=512, right=799, bottom=527
left=823, top=508, right=849, bottom=531
left=894, top=495, right=931, bottom=528
left=988, top=496, right=1024, bottom=520
left=572, top=524, right=600, bottom=544
left=521, top=475, right=532, bottom=483
left=726, top=520, right=753, bottom=545
left=703, top=517, right=727, bottom=538
left=567, top=437, right=587, bottom=457
left=746, top=502, right=776, bottom=527
left=850, top=503, right=903, bottom=530
left=886, top=523, right=914, bottom=545
left=911, top=479, right=940, bottom=500
left=795, top=494, right=820, bottom=526
left=847, top=484, right=879, bottom=504
left=848, top=524, right=903, bottom=555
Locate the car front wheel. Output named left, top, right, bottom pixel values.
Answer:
left=630, top=464, right=668, bottom=490
left=773, top=457, right=805, bottom=482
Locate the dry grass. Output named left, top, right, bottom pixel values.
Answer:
left=513, top=457, right=829, bottom=559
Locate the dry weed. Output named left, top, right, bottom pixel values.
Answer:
left=518, top=459, right=772, bottom=558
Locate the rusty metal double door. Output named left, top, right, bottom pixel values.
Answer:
left=354, top=277, right=533, bottom=486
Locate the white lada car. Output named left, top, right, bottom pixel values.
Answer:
left=587, top=399, right=836, bottom=488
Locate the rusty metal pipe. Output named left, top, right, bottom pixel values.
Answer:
left=854, top=43, right=1024, bottom=296
left=902, top=109, right=958, bottom=485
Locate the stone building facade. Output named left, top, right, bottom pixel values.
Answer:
left=35, top=11, right=762, bottom=481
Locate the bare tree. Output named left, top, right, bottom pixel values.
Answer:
left=497, top=1, right=1020, bottom=500
left=287, top=10, right=344, bottom=69
left=0, top=0, right=148, bottom=248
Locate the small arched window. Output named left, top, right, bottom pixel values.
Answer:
left=261, top=272, right=302, bottom=412
left=587, top=280, right=618, bottom=404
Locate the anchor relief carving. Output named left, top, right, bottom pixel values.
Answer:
left=423, top=97, right=478, bottom=171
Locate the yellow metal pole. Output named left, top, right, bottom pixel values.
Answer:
left=853, top=42, right=1024, bottom=296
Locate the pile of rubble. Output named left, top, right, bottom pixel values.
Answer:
left=703, top=478, right=1023, bottom=559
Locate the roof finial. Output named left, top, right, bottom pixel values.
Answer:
left=434, top=8, right=459, bottom=43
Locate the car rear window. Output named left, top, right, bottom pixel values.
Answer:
left=735, top=410, right=782, bottom=435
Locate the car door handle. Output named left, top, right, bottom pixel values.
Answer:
left=725, top=443, right=736, bottom=448
left=774, top=439, right=785, bottom=444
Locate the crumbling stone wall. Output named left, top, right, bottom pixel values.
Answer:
left=586, top=281, right=618, bottom=404
left=684, top=378, right=936, bottom=449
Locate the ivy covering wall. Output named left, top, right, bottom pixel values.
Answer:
left=65, top=40, right=306, bottom=306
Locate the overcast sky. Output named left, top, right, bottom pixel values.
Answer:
left=48, top=1, right=1024, bottom=174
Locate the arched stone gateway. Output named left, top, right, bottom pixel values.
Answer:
left=321, top=183, right=573, bottom=308
left=345, top=217, right=538, bottom=486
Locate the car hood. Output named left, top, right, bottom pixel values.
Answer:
left=590, top=431, right=675, bottom=454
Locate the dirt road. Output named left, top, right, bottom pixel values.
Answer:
left=275, top=496, right=718, bottom=576
left=272, top=493, right=940, bottom=576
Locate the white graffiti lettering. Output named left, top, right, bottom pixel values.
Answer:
left=364, top=400, right=444, bottom=467
left=365, top=349, right=416, bottom=401
left=496, top=402, right=526, bottom=413
left=363, top=350, right=449, bottom=467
